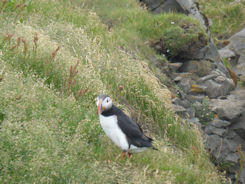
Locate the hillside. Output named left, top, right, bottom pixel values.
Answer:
left=0, top=0, right=227, bottom=183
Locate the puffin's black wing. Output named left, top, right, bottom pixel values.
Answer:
left=112, top=105, right=154, bottom=148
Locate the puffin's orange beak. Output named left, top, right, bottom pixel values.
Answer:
left=97, top=99, right=102, bottom=115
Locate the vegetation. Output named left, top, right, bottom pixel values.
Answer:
left=198, top=0, right=245, bottom=40
left=193, top=98, right=214, bottom=125
left=82, top=0, right=208, bottom=58
left=0, top=0, right=226, bottom=183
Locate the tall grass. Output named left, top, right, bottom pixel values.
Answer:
left=198, top=0, right=245, bottom=39
left=0, top=0, right=227, bottom=183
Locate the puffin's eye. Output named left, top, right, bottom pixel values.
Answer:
left=106, top=99, right=109, bottom=103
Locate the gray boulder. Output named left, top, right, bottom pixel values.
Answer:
left=177, top=77, right=192, bottom=94
left=142, top=0, right=185, bottom=13
left=233, top=62, right=245, bottom=82
left=168, top=62, right=183, bottom=72
left=179, top=60, right=214, bottom=77
left=210, top=119, right=231, bottom=128
left=204, top=119, right=230, bottom=137
left=205, top=125, right=227, bottom=136
left=219, top=48, right=236, bottom=59
left=205, top=132, right=245, bottom=183
left=231, top=111, right=245, bottom=140
left=205, top=134, right=222, bottom=158
left=172, top=98, right=191, bottom=109
left=240, top=167, right=245, bottom=184
left=172, top=104, right=195, bottom=119
left=210, top=97, right=244, bottom=121
left=219, top=28, right=245, bottom=86
left=205, top=77, right=235, bottom=98
left=228, top=28, right=245, bottom=56
left=206, top=90, right=245, bottom=183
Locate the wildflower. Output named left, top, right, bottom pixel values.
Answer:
left=33, top=32, right=38, bottom=51
left=51, top=46, right=60, bottom=59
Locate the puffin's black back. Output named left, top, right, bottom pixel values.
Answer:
left=102, top=105, right=155, bottom=149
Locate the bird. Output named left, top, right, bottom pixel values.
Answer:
left=96, top=94, right=157, bottom=159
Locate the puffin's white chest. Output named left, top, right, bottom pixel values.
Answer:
left=99, top=115, right=129, bottom=151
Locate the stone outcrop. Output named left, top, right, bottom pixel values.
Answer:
left=140, top=0, right=245, bottom=183
left=219, top=28, right=245, bottom=85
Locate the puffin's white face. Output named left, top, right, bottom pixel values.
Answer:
left=96, top=95, right=113, bottom=114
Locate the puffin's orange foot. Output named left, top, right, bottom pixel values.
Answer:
left=128, top=152, right=132, bottom=158
left=121, top=152, right=126, bottom=160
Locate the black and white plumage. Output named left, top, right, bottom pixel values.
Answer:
left=96, top=94, right=156, bottom=158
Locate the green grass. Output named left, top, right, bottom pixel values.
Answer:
left=82, top=0, right=208, bottom=58
left=0, top=0, right=227, bottom=183
left=198, top=0, right=245, bottom=40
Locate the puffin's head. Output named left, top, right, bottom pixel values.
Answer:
left=96, top=94, right=113, bottom=114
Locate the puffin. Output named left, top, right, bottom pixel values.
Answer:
left=96, top=94, right=156, bottom=159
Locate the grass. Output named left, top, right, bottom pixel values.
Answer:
left=82, top=0, right=208, bottom=58
left=198, top=0, right=245, bottom=40
left=0, top=0, right=227, bottom=183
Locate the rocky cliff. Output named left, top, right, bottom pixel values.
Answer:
left=140, top=0, right=245, bottom=183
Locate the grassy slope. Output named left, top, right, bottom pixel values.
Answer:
left=82, top=0, right=208, bottom=58
left=0, top=0, right=226, bottom=183
left=198, top=0, right=245, bottom=40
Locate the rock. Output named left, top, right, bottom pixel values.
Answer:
left=189, top=117, right=199, bottom=124
left=205, top=80, right=225, bottom=98
left=139, top=0, right=163, bottom=11
left=214, top=75, right=230, bottom=83
left=233, top=62, right=245, bottom=79
left=205, top=134, right=222, bottom=158
left=205, top=133, right=245, bottom=164
left=219, top=28, right=245, bottom=92
left=197, top=42, right=221, bottom=62
left=219, top=47, right=236, bottom=59
left=186, top=107, right=195, bottom=119
left=190, top=84, right=207, bottom=94
left=141, top=1, right=245, bottom=182
left=205, top=77, right=235, bottom=98
left=200, top=74, right=217, bottom=82
left=225, top=134, right=245, bottom=152
left=231, top=111, right=245, bottom=140
left=225, top=152, right=240, bottom=162
left=212, top=69, right=226, bottom=77
left=172, top=98, right=191, bottom=108
left=219, top=47, right=239, bottom=67
left=210, top=98, right=244, bottom=121
left=168, top=62, right=183, bottom=72
left=140, top=0, right=185, bottom=13
left=143, top=0, right=229, bottom=73
left=227, top=28, right=245, bottom=56
left=186, top=94, right=205, bottom=103
left=210, top=119, right=231, bottom=128
left=155, top=0, right=185, bottom=14
left=179, top=60, right=214, bottom=77
left=172, top=104, right=187, bottom=118
left=144, top=0, right=209, bottom=32
left=140, top=0, right=186, bottom=14
left=172, top=104, right=195, bottom=119
left=240, top=76, right=245, bottom=86
left=173, top=76, right=182, bottom=82
left=239, top=166, right=245, bottom=184
left=238, top=55, right=245, bottom=65
left=205, top=125, right=227, bottom=136
left=231, top=89, right=245, bottom=100
left=225, top=131, right=237, bottom=139
left=178, top=78, right=192, bottom=93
